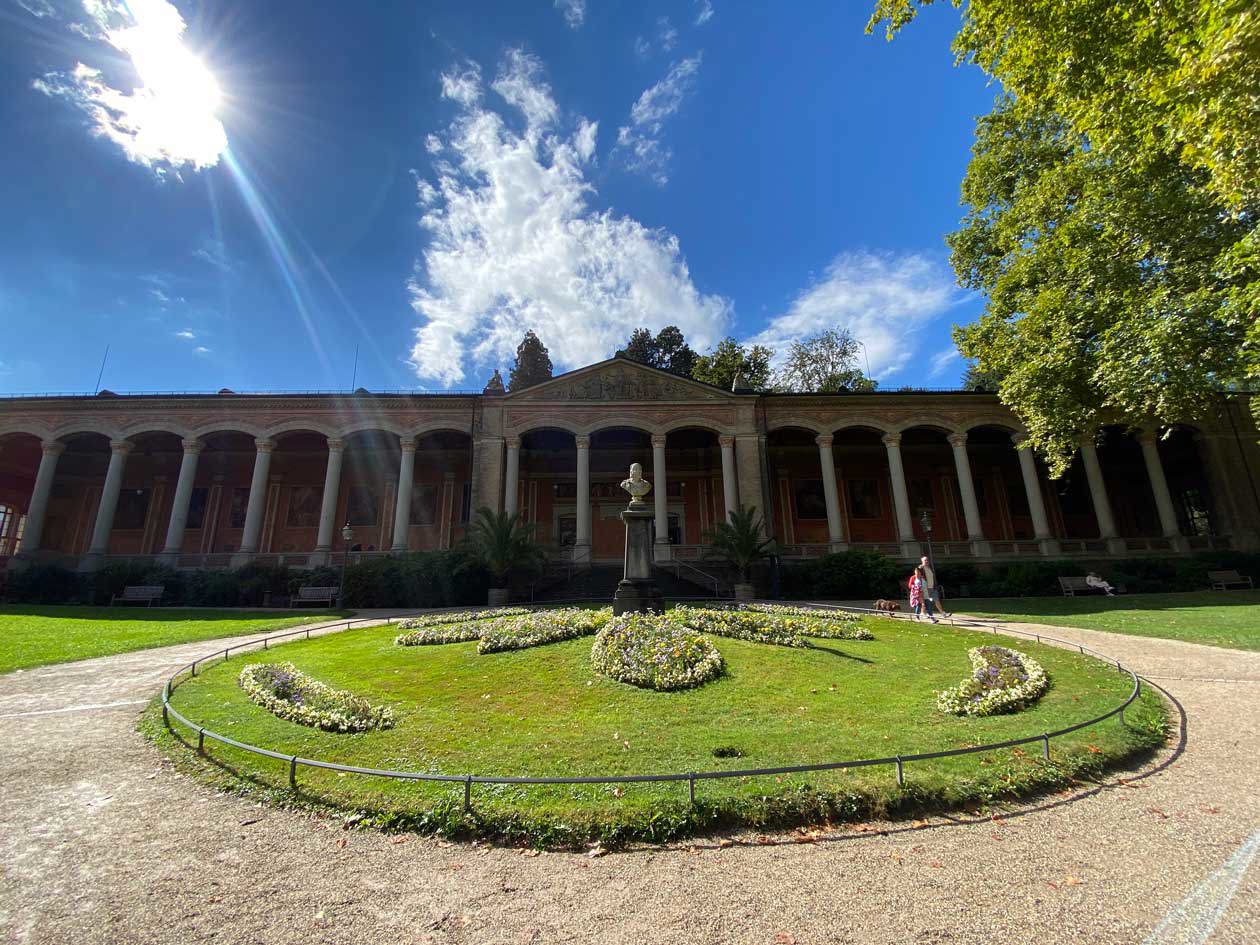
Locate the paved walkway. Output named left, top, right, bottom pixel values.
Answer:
left=0, top=615, right=1257, bottom=945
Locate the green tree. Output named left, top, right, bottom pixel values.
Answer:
left=507, top=331, right=553, bottom=392
left=704, top=506, right=775, bottom=585
left=773, top=328, right=877, bottom=392
left=617, top=325, right=698, bottom=377
left=460, top=508, right=545, bottom=587
left=693, top=338, right=775, bottom=391
left=868, top=0, right=1258, bottom=473
left=960, top=359, right=1004, bottom=392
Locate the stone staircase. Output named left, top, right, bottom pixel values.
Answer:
left=529, top=564, right=729, bottom=603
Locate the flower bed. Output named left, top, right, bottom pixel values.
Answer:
left=238, top=661, right=395, bottom=732
left=936, top=645, right=1049, bottom=717
left=395, top=607, right=530, bottom=631
left=669, top=605, right=807, bottom=647
left=478, top=608, right=611, bottom=654
left=743, top=603, right=874, bottom=640
left=394, top=622, right=483, bottom=646
left=591, top=613, right=724, bottom=691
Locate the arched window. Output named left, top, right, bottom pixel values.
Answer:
left=0, top=504, right=26, bottom=557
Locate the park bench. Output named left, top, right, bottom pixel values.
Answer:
left=1058, top=576, right=1124, bottom=597
left=293, top=586, right=340, bottom=607
left=1208, top=569, right=1254, bottom=590
left=111, top=585, right=165, bottom=607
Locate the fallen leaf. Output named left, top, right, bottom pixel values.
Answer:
left=911, top=819, right=930, bottom=829
left=718, top=838, right=735, bottom=848
left=207, top=896, right=223, bottom=904
left=521, top=849, right=541, bottom=857
left=390, top=836, right=409, bottom=845
left=1146, top=807, right=1168, bottom=819
left=1200, top=806, right=1220, bottom=814
left=587, top=846, right=606, bottom=858
left=774, top=934, right=796, bottom=945
left=1064, top=875, right=1085, bottom=886
left=1085, top=744, right=1103, bottom=754
left=929, top=861, right=943, bottom=869
left=239, top=818, right=260, bottom=827
left=335, top=838, right=347, bottom=850
left=436, top=840, right=454, bottom=848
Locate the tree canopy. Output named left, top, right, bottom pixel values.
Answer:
left=692, top=338, right=775, bottom=391
left=507, top=331, right=554, bottom=392
left=869, top=0, right=1258, bottom=473
left=773, top=328, right=877, bottom=393
left=618, top=325, right=698, bottom=378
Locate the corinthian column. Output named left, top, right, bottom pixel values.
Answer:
left=1138, top=429, right=1184, bottom=548
left=1011, top=434, right=1058, bottom=555
left=392, top=436, right=417, bottom=552
left=313, top=438, right=345, bottom=565
left=575, top=435, right=591, bottom=560
left=82, top=439, right=133, bottom=570
left=947, top=432, right=988, bottom=556
left=1079, top=437, right=1125, bottom=555
left=503, top=436, right=521, bottom=518
left=16, top=440, right=64, bottom=557
left=882, top=432, right=917, bottom=557
left=233, top=438, right=275, bottom=565
left=651, top=434, right=670, bottom=561
left=159, top=438, right=203, bottom=564
left=816, top=435, right=845, bottom=551
left=718, top=435, right=738, bottom=521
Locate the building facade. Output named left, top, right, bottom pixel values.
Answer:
left=1, top=356, right=1256, bottom=573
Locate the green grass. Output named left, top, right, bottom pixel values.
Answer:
left=0, top=606, right=351, bottom=674
left=950, top=590, right=1260, bottom=651
left=145, top=612, right=1167, bottom=846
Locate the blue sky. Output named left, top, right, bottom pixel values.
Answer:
left=0, top=0, right=993, bottom=394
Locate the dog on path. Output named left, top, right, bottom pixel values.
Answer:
left=872, top=599, right=901, bottom=615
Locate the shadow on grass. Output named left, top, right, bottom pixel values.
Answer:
left=803, top=641, right=873, bottom=664
left=951, top=590, right=1260, bottom=618
left=0, top=605, right=352, bottom=622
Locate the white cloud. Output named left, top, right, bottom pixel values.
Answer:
left=928, top=349, right=961, bottom=379
left=192, top=237, right=232, bottom=271
left=695, top=1, right=715, bottom=26
left=749, top=251, right=964, bottom=380
left=407, top=50, right=729, bottom=387
left=615, top=54, right=702, bottom=185
left=14, top=0, right=57, bottom=18
left=192, top=345, right=210, bottom=355
left=656, top=17, right=678, bottom=51
left=633, top=36, right=652, bottom=59
left=149, top=286, right=171, bottom=305
left=174, top=328, right=195, bottom=340
left=554, top=0, right=585, bottom=29
left=32, top=0, right=227, bottom=175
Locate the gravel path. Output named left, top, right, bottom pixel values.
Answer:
left=0, top=612, right=1257, bottom=945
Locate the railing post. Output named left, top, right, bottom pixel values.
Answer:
left=464, top=775, right=472, bottom=812
left=1041, top=734, right=1050, bottom=760
left=688, top=773, right=696, bottom=806
left=289, top=756, right=298, bottom=789
left=197, top=728, right=206, bottom=754
left=162, top=702, right=168, bottom=727
left=191, top=660, right=197, bottom=677
left=895, top=756, right=904, bottom=786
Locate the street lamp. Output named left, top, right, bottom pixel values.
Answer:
left=338, top=522, right=353, bottom=607
left=919, top=508, right=935, bottom=571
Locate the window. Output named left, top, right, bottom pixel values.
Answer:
left=1177, top=488, right=1212, bottom=536
left=114, top=489, right=150, bottom=530
left=346, top=486, right=379, bottom=526
left=285, top=486, right=323, bottom=528
left=186, top=488, right=208, bottom=530
left=794, top=480, right=827, bottom=520
left=847, top=479, right=880, bottom=519
left=553, top=482, right=577, bottom=499
left=229, top=488, right=250, bottom=528
left=556, top=514, right=576, bottom=546
left=908, top=479, right=935, bottom=517
left=410, top=483, right=438, bottom=526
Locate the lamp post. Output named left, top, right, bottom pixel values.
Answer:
left=919, top=508, right=935, bottom=571
left=338, top=522, right=353, bottom=607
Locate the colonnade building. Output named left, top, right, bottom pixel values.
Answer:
left=1, top=356, right=1256, bottom=573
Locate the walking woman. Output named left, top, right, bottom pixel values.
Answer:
left=908, top=566, right=938, bottom=623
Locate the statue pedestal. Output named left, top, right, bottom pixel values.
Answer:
left=613, top=505, right=664, bottom=615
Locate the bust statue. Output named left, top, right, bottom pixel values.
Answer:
left=620, top=462, right=652, bottom=507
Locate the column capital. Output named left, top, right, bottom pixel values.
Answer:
left=946, top=432, right=968, bottom=449
left=718, top=434, right=736, bottom=449
left=325, top=437, right=345, bottom=453
left=399, top=436, right=417, bottom=453
left=41, top=440, right=66, bottom=456
left=574, top=434, right=591, bottom=450
left=651, top=434, right=667, bottom=449
left=815, top=434, right=834, bottom=449
left=1136, top=428, right=1160, bottom=447
left=1009, top=432, right=1029, bottom=449
left=881, top=432, right=902, bottom=448
left=181, top=438, right=204, bottom=455
left=506, top=435, right=521, bottom=450
left=254, top=438, right=276, bottom=454
left=108, top=439, right=133, bottom=455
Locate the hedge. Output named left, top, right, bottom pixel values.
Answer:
left=1, top=551, right=489, bottom=609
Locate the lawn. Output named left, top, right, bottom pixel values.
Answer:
left=148, top=609, right=1166, bottom=846
left=949, top=590, right=1260, bottom=651
left=0, top=606, right=351, bottom=674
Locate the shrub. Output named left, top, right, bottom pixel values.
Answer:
left=936, top=645, right=1049, bottom=717
left=591, top=613, right=724, bottom=691
left=338, top=552, right=489, bottom=609
left=4, top=564, right=85, bottom=603
left=780, top=549, right=900, bottom=600
left=238, top=661, right=394, bottom=732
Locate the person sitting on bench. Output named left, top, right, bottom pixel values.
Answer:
left=1085, top=572, right=1117, bottom=596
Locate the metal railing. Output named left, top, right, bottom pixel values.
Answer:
left=656, top=557, right=729, bottom=597
left=160, top=604, right=1145, bottom=813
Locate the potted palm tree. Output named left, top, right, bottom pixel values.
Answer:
left=461, top=507, right=545, bottom=605
left=705, top=505, right=775, bottom=602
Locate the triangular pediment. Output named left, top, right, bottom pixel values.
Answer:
left=505, top=356, right=737, bottom=402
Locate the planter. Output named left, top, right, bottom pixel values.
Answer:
left=487, top=587, right=510, bottom=606
left=733, top=583, right=755, bottom=602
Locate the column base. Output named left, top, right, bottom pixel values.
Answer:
left=157, top=551, right=180, bottom=568
left=1104, top=537, right=1127, bottom=556
left=390, top=544, right=410, bottom=555
left=1037, top=538, right=1061, bottom=557
left=653, top=540, right=672, bottom=562
left=79, top=552, right=106, bottom=573
left=968, top=539, right=991, bottom=558
left=230, top=551, right=256, bottom=569
left=900, top=540, right=922, bottom=560
left=1167, top=534, right=1189, bottom=553
left=828, top=541, right=849, bottom=554
left=613, top=580, right=665, bottom=616
left=572, top=542, right=592, bottom=566
left=309, top=549, right=331, bottom=567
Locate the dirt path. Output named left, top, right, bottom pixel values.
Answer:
left=0, top=614, right=1257, bottom=945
